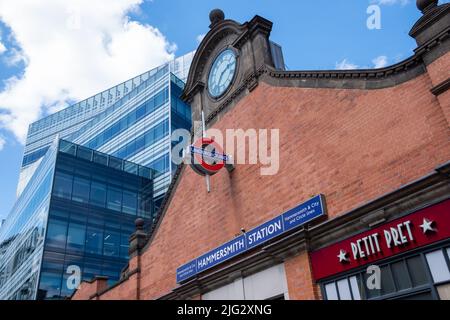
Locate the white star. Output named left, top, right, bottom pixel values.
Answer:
left=420, top=218, right=436, bottom=234
left=337, top=250, right=349, bottom=263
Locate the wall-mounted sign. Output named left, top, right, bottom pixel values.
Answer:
left=310, top=199, right=450, bottom=281
left=176, top=195, right=327, bottom=283
left=188, top=138, right=229, bottom=176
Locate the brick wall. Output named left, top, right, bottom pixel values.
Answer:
left=427, top=52, right=450, bottom=127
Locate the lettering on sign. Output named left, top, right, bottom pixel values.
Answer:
left=342, top=219, right=430, bottom=263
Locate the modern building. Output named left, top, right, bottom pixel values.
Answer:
left=0, top=139, right=154, bottom=300
left=0, top=52, right=198, bottom=300
left=18, top=52, right=195, bottom=210
left=72, top=2, right=450, bottom=301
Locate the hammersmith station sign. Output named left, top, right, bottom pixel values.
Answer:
left=176, top=195, right=327, bottom=283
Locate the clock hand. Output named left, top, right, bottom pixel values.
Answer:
left=217, top=64, right=229, bottom=87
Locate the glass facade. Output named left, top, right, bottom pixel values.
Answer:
left=1, top=52, right=195, bottom=300
left=0, top=140, right=154, bottom=300
left=17, top=52, right=195, bottom=198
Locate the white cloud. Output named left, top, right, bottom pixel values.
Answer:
left=371, top=0, right=410, bottom=6
left=0, top=41, right=5, bottom=54
left=335, top=59, right=359, bottom=70
left=196, top=34, right=206, bottom=43
left=0, top=0, right=176, bottom=144
left=336, top=55, right=390, bottom=70
left=0, top=135, right=5, bottom=151
left=372, top=55, right=388, bottom=68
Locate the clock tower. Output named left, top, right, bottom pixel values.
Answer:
left=182, top=9, right=283, bottom=136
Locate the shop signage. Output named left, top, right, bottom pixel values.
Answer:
left=310, top=199, right=450, bottom=281
left=176, top=194, right=327, bottom=283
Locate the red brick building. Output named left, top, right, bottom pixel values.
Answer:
left=72, top=1, right=450, bottom=300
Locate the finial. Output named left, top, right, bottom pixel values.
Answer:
left=209, top=9, right=225, bottom=27
left=135, top=218, right=145, bottom=230
left=416, top=0, right=438, bottom=14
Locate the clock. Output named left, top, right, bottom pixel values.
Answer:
left=208, top=49, right=237, bottom=98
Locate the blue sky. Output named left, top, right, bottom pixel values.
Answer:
left=0, top=0, right=448, bottom=220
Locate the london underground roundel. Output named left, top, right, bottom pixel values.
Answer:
left=189, top=138, right=228, bottom=176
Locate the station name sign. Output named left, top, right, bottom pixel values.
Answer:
left=176, top=195, right=327, bottom=283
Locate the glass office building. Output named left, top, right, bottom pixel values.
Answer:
left=18, top=52, right=195, bottom=209
left=0, top=139, right=154, bottom=300
left=0, top=53, right=194, bottom=300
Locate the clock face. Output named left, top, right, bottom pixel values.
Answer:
left=208, top=49, right=237, bottom=98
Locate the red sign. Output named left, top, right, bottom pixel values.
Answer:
left=310, top=199, right=450, bottom=281
left=189, top=138, right=227, bottom=176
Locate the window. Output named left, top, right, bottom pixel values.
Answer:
left=349, top=276, right=361, bottom=300
left=83, top=257, right=102, bottom=280
left=120, top=233, right=129, bottom=259
left=126, top=140, right=136, bottom=157
left=155, top=90, right=165, bottom=108
left=53, top=172, right=73, bottom=199
left=39, top=271, right=63, bottom=299
left=46, top=219, right=68, bottom=248
left=406, top=255, right=428, bottom=287
left=90, top=181, right=107, bottom=208
left=203, top=264, right=288, bottom=300
left=325, top=283, right=338, bottom=300
left=437, top=283, right=450, bottom=300
left=60, top=256, right=83, bottom=298
left=111, top=123, right=121, bottom=136
left=66, top=223, right=86, bottom=253
left=426, top=250, right=450, bottom=283
left=59, top=141, right=76, bottom=156
left=93, top=152, right=108, bottom=166
left=85, top=227, right=103, bottom=255
left=146, top=97, right=155, bottom=113
left=72, top=177, right=90, bottom=203
left=336, top=279, right=352, bottom=300
left=151, top=154, right=170, bottom=176
left=122, top=191, right=137, bottom=215
left=322, top=250, right=449, bottom=300
left=108, top=157, right=122, bottom=170
left=103, top=230, right=120, bottom=257
left=135, top=135, right=145, bottom=153
left=136, top=104, right=146, bottom=120
left=76, top=146, right=92, bottom=161
left=124, top=162, right=138, bottom=175
left=391, top=261, right=411, bottom=291
left=107, top=186, right=122, bottom=212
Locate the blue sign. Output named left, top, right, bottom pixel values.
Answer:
left=176, top=260, right=197, bottom=284
left=196, top=235, right=246, bottom=273
left=176, top=195, right=327, bottom=283
left=190, top=145, right=229, bottom=162
left=246, top=216, right=284, bottom=250
left=282, top=195, right=326, bottom=232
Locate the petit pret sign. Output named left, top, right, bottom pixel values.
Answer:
left=310, top=199, right=450, bottom=281
left=176, top=195, right=327, bottom=283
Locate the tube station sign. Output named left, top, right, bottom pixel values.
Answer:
left=176, top=195, right=327, bottom=283
left=188, top=137, right=229, bottom=176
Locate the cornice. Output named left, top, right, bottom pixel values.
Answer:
left=409, top=3, right=450, bottom=38
left=431, top=77, right=450, bottom=96
left=414, top=26, right=450, bottom=56
left=266, top=54, right=423, bottom=82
